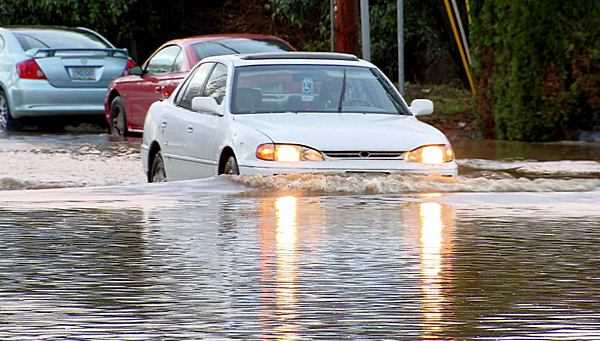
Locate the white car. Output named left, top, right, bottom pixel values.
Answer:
left=141, top=52, right=457, bottom=182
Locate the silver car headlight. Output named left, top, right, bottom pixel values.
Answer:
left=256, top=144, right=324, bottom=162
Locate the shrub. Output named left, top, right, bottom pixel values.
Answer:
left=471, top=0, right=600, bottom=140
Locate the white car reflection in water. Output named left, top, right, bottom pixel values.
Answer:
left=142, top=52, right=458, bottom=182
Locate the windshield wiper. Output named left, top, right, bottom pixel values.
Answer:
left=337, top=68, right=347, bottom=113
left=235, top=111, right=300, bottom=115
left=214, top=42, right=240, bottom=54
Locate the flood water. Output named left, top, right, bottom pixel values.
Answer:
left=1, top=130, right=600, bottom=340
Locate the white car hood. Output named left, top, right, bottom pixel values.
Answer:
left=234, top=113, right=449, bottom=151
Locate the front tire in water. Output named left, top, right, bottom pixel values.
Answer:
left=0, top=90, right=21, bottom=131
left=110, top=96, right=128, bottom=137
left=150, top=151, right=167, bottom=183
left=223, top=155, right=240, bottom=175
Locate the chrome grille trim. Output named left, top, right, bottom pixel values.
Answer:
left=323, top=151, right=406, bottom=160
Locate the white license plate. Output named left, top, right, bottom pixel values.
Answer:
left=70, top=67, right=96, bottom=81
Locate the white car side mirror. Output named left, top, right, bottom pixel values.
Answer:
left=191, top=97, right=223, bottom=116
left=409, top=99, right=434, bottom=116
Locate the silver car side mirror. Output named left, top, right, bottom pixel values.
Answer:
left=409, top=99, right=434, bottom=116
left=191, top=97, right=223, bottom=116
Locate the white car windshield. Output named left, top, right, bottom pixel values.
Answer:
left=231, top=65, right=410, bottom=115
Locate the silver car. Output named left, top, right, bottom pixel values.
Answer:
left=0, top=26, right=132, bottom=130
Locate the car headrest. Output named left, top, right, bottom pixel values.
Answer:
left=234, top=88, right=262, bottom=113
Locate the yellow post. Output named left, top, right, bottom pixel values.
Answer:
left=443, top=0, right=476, bottom=95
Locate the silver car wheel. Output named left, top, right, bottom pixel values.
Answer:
left=0, top=91, right=21, bottom=131
left=223, top=156, right=240, bottom=175
left=0, top=93, right=8, bottom=130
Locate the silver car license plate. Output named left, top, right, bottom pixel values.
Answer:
left=69, top=67, right=97, bottom=81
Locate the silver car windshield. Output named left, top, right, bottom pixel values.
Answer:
left=231, top=65, right=410, bottom=115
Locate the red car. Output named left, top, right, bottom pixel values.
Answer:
left=104, top=34, right=294, bottom=135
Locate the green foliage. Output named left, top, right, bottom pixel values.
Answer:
left=471, top=0, right=600, bottom=141
left=0, top=0, right=196, bottom=61
left=0, top=0, right=133, bottom=40
left=266, top=0, right=331, bottom=52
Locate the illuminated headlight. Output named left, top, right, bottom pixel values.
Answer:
left=256, top=144, right=324, bottom=162
left=406, top=145, right=454, bottom=164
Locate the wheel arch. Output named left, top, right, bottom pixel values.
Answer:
left=218, top=146, right=236, bottom=175
left=147, top=141, right=162, bottom=181
left=107, top=89, right=121, bottom=110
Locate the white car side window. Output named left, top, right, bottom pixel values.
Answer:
left=202, top=63, right=228, bottom=105
left=177, top=63, right=214, bottom=110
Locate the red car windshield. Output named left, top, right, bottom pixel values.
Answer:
left=192, top=38, right=292, bottom=60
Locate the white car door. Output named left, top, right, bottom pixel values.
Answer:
left=184, top=63, right=229, bottom=178
left=164, top=62, right=214, bottom=180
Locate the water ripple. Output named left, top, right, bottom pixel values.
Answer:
left=1, top=194, right=599, bottom=339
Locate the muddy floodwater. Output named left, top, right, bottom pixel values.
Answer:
left=1, top=130, right=600, bottom=340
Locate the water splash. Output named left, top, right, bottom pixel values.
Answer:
left=233, top=173, right=600, bottom=194
left=0, top=177, right=83, bottom=190
left=459, top=159, right=600, bottom=176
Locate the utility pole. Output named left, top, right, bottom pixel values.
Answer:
left=397, top=0, right=404, bottom=94
left=360, top=0, right=371, bottom=60
left=334, top=0, right=360, bottom=55
left=330, top=0, right=336, bottom=51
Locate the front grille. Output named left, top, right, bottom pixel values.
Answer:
left=323, top=151, right=405, bottom=160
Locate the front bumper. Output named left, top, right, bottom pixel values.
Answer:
left=9, top=80, right=106, bottom=118
left=238, top=159, right=458, bottom=177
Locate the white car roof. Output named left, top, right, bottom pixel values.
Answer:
left=201, top=52, right=377, bottom=68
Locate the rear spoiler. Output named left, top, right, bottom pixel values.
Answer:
left=26, top=48, right=129, bottom=58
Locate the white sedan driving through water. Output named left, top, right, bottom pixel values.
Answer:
left=141, top=52, right=457, bottom=182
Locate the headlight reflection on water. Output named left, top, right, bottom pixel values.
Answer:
left=275, top=196, right=298, bottom=294
left=420, top=202, right=444, bottom=277
left=274, top=195, right=299, bottom=339
left=418, top=201, right=454, bottom=337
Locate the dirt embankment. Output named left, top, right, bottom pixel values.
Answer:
left=405, top=84, right=479, bottom=141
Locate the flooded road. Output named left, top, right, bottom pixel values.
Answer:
left=1, top=185, right=600, bottom=340
left=1, top=130, right=600, bottom=339
left=0, top=131, right=142, bottom=190
left=1, top=130, right=600, bottom=191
